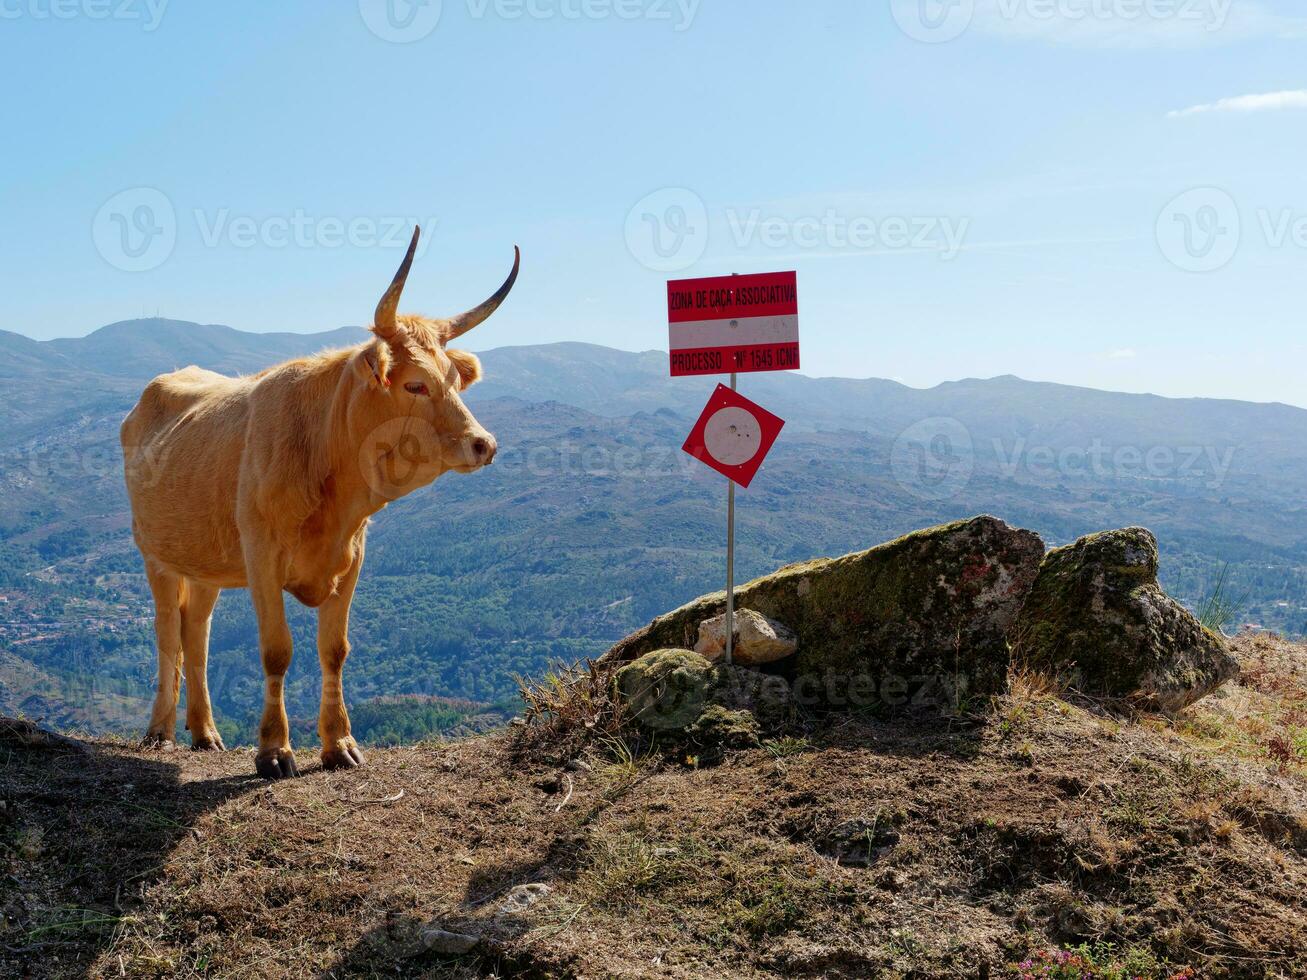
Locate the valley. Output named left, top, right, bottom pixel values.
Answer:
left=2, top=319, right=1305, bottom=744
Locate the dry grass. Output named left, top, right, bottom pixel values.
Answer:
left=514, top=658, right=626, bottom=761
left=2, top=639, right=1307, bottom=978
left=1008, top=664, right=1071, bottom=702
left=1166, top=632, right=1307, bottom=779
left=571, top=831, right=686, bottom=910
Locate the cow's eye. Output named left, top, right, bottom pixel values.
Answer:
left=404, top=382, right=429, bottom=396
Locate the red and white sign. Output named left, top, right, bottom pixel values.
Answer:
left=682, top=384, right=785, bottom=488
left=667, top=271, right=799, bottom=377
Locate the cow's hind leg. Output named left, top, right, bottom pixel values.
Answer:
left=317, top=534, right=365, bottom=770
left=180, top=579, right=224, bottom=751
left=142, top=561, right=183, bottom=749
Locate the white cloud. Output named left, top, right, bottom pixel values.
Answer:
left=1168, top=90, right=1307, bottom=118
left=1107, top=348, right=1137, bottom=359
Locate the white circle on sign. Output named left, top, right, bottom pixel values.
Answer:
left=703, top=407, right=762, bottom=466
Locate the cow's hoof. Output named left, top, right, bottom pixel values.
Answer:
left=255, top=748, right=300, bottom=780
left=140, top=733, right=176, bottom=752
left=191, top=731, right=226, bottom=752
left=321, top=739, right=365, bottom=771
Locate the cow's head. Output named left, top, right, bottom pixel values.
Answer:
left=354, top=227, right=517, bottom=496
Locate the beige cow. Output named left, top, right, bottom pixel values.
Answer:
left=120, top=229, right=516, bottom=778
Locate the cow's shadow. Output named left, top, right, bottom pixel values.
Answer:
left=0, top=719, right=264, bottom=980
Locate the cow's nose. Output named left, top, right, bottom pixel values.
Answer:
left=469, top=433, right=497, bottom=466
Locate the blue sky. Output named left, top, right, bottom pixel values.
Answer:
left=1, top=0, right=1305, bottom=405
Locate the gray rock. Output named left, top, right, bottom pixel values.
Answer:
left=695, top=608, right=798, bottom=665
left=1012, top=527, right=1239, bottom=711
left=613, top=649, right=795, bottom=735
left=420, top=928, right=479, bottom=955
left=497, top=883, right=551, bottom=917
left=604, top=516, right=1044, bottom=709
left=822, top=817, right=901, bottom=867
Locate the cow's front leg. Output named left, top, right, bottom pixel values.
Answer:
left=247, top=553, right=299, bottom=779
left=318, top=534, right=365, bottom=770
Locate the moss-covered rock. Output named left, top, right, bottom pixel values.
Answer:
left=613, top=648, right=797, bottom=735
left=685, top=706, right=762, bottom=755
left=614, top=649, right=714, bottom=730
left=603, top=516, right=1044, bottom=710
left=1012, top=527, right=1238, bottom=711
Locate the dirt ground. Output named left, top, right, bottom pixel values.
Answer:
left=2, top=634, right=1305, bottom=979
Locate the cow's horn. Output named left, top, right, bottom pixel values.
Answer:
left=442, top=246, right=520, bottom=342
left=373, top=226, right=421, bottom=340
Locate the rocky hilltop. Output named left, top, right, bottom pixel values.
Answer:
left=604, top=517, right=1238, bottom=727
left=1, top=521, right=1304, bottom=979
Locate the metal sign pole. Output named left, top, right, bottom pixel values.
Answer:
left=725, top=270, right=739, bottom=667
left=725, top=370, right=737, bottom=665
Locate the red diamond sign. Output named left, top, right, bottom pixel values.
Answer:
left=681, top=384, right=785, bottom=489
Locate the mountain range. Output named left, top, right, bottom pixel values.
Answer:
left=2, top=319, right=1305, bottom=742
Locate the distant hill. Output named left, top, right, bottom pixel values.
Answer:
left=43, top=319, right=367, bottom=379
left=1, top=318, right=1305, bottom=740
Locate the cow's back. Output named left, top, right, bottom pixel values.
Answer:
left=121, top=367, right=254, bottom=585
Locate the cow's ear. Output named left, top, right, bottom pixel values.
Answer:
left=446, top=348, right=482, bottom=390
left=355, top=342, right=393, bottom=390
